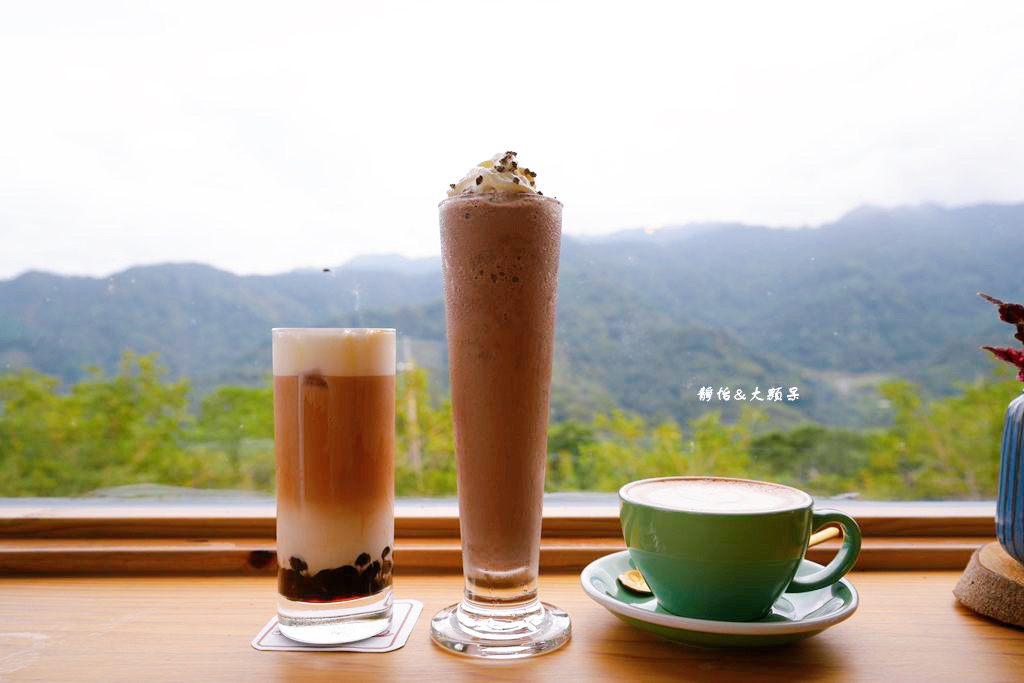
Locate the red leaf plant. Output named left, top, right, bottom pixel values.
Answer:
left=980, top=292, right=1024, bottom=381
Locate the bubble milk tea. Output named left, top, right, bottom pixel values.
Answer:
left=272, top=328, right=395, bottom=644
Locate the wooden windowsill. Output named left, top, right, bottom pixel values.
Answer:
left=1, top=502, right=1009, bottom=678
left=0, top=500, right=997, bottom=537
left=0, top=535, right=992, bottom=574
left=1, top=571, right=1018, bottom=681
left=0, top=500, right=997, bottom=574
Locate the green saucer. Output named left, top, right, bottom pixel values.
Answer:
left=580, top=550, right=858, bottom=648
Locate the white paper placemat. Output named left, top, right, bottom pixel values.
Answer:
left=251, top=599, right=422, bottom=652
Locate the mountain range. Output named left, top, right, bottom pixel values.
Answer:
left=2, top=202, right=1021, bottom=428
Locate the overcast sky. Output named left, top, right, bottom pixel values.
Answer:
left=1, top=1, right=1022, bottom=279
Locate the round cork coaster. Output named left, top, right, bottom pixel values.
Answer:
left=954, top=541, right=1024, bottom=627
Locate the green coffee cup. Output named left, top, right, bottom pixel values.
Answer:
left=619, top=476, right=861, bottom=622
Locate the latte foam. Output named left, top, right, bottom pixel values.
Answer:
left=622, top=477, right=810, bottom=513
left=272, top=328, right=395, bottom=377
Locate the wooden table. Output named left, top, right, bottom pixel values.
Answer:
left=2, top=571, right=1022, bottom=681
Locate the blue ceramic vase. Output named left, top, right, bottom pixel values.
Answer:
left=997, top=391, right=1024, bottom=564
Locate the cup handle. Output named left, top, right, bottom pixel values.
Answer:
left=787, top=508, right=862, bottom=593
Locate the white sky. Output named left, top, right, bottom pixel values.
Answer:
left=1, top=1, right=1023, bottom=279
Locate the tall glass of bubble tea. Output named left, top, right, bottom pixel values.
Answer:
left=272, top=328, right=396, bottom=644
left=429, top=153, right=572, bottom=658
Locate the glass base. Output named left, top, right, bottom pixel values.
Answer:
left=429, top=599, right=571, bottom=658
left=277, top=588, right=392, bottom=645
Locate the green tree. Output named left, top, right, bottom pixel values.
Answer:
left=750, top=426, right=872, bottom=496
left=395, top=367, right=456, bottom=496
left=0, top=369, right=65, bottom=495
left=864, top=379, right=1011, bottom=499
left=0, top=353, right=1016, bottom=501
left=547, top=408, right=759, bottom=492
left=547, top=421, right=597, bottom=490
left=193, top=384, right=274, bottom=488
left=684, top=410, right=757, bottom=477
left=0, top=352, right=194, bottom=495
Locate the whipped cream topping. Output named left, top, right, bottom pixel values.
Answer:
left=447, top=151, right=540, bottom=197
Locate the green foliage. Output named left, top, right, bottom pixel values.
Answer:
left=546, top=409, right=759, bottom=492
left=749, top=427, right=873, bottom=496
left=0, top=369, right=64, bottom=495
left=192, top=384, right=275, bottom=489
left=0, top=357, right=1015, bottom=499
left=394, top=366, right=456, bottom=496
left=861, top=379, right=1012, bottom=499
left=0, top=353, right=194, bottom=495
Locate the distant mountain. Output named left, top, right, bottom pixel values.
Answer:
left=547, top=202, right=1024, bottom=424
left=2, top=202, right=1021, bottom=427
left=340, top=253, right=441, bottom=274
left=0, top=263, right=440, bottom=390
left=572, top=221, right=743, bottom=244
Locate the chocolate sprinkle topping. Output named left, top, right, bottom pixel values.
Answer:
left=447, top=152, right=541, bottom=194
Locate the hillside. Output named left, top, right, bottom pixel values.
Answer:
left=0, top=264, right=441, bottom=388
left=2, top=202, right=1021, bottom=427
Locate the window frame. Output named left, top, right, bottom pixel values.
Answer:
left=0, top=499, right=995, bottom=574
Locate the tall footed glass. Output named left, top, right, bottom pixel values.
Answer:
left=429, top=192, right=571, bottom=658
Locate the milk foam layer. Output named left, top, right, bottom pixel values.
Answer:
left=625, top=478, right=810, bottom=513
left=272, top=328, right=395, bottom=376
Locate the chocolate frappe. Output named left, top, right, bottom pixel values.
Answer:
left=441, top=191, right=561, bottom=600
left=431, top=152, right=571, bottom=658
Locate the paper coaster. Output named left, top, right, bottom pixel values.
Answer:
left=251, top=599, right=423, bottom=652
